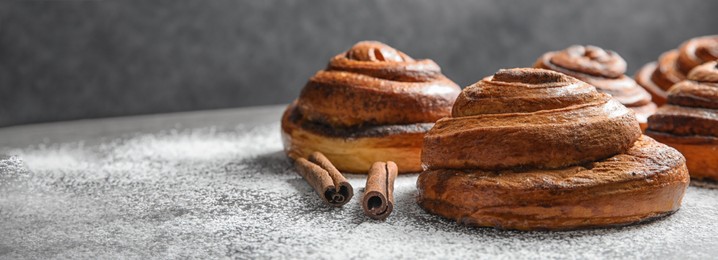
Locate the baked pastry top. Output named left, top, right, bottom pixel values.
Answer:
left=425, top=68, right=641, bottom=171
left=418, top=68, right=689, bottom=230
left=418, top=135, right=688, bottom=230
left=296, top=41, right=460, bottom=128
left=281, top=41, right=460, bottom=173
left=646, top=61, right=718, bottom=180
left=636, top=35, right=718, bottom=104
left=535, top=45, right=655, bottom=123
left=648, top=62, right=718, bottom=137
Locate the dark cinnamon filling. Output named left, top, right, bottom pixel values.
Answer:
left=287, top=106, right=433, bottom=138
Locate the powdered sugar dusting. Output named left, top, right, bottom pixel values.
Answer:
left=1, top=122, right=717, bottom=259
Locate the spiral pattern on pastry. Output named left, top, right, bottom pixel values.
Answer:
left=424, top=68, right=642, bottom=171
left=296, top=41, right=460, bottom=128
left=418, top=68, right=689, bottom=230
left=535, top=45, right=656, bottom=124
left=646, top=61, right=718, bottom=180
left=282, top=41, right=461, bottom=173
left=636, top=35, right=718, bottom=105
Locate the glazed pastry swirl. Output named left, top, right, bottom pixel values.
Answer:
left=637, top=35, right=718, bottom=104
left=655, top=36, right=718, bottom=90
left=652, top=50, right=687, bottom=90
left=417, top=68, right=688, bottom=230
left=645, top=61, right=718, bottom=180
left=423, top=68, right=642, bottom=171
left=535, top=45, right=654, bottom=111
left=677, top=36, right=718, bottom=75
left=282, top=41, right=461, bottom=173
left=538, top=45, right=627, bottom=78
left=296, top=41, right=460, bottom=127
left=648, top=61, right=718, bottom=137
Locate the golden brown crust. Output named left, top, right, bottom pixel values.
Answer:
left=451, top=72, right=599, bottom=117
left=647, top=62, right=718, bottom=136
left=535, top=45, right=655, bottom=124
left=653, top=50, right=686, bottom=91
left=648, top=105, right=718, bottom=137
left=666, top=82, right=718, bottom=110
left=417, top=136, right=689, bottom=231
left=282, top=103, right=425, bottom=173
left=646, top=131, right=718, bottom=181
left=687, top=60, right=718, bottom=83
left=424, top=69, right=641, bottom=171
left=646, top=61, right=718, bottom=180
left=636, top=62, right=669, bottom=105
left=282, top=41, right=460, bottom=173
left=539, top=45, right=627, bottom=78
left=636, top=35, right=718, bottom=105
left=296, top=41, right=461, bottom=128
left=418, top=68, right=688, bottom=230
left=677, top=35, right=718, bottom=75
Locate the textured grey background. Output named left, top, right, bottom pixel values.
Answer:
left=1, top=0, right=717, bottom=127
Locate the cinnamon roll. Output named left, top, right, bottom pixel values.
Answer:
left=636, top=35, right=718, bottom=105
left=535, top=45, right=656, bottom=128
left=417, top=68, right=689, bottom=230
left=282, top=41, right=461, bottom=173
left=646, top=61, right=718, bottom=181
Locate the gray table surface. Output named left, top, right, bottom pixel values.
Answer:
left=1, top=105, right=717, bottom=259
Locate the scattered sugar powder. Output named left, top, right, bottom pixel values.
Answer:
left=1, top=122, right=717, bottom=259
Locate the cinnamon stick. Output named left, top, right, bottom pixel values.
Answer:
left=362, top=161, right=398, bottom=220
left=294, top=152, right=353, bottom=207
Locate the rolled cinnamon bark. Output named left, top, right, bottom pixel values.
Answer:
left=308, top=152, right=353, bottom=204
left=294, top=153, right=353, bottom=207
left=362, top=161, right=398, bottom=220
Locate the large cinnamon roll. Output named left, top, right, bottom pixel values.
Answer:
left=282, top=41, right=461, bottom=173
left=535, top=45, right=656, bottom=128
left=636, top=35, right=718, bottom=105
left=417, top=68, right=689, bottom=230
left=646, top=61, right=718, bottom=181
